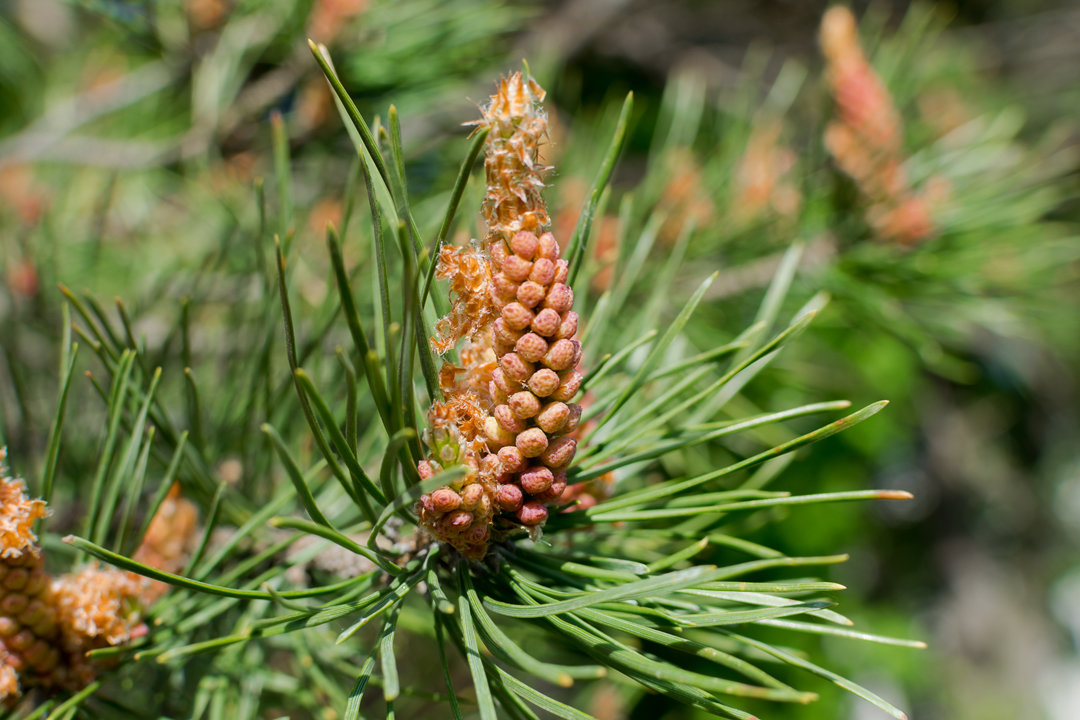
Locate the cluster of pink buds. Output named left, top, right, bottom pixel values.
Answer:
left=417, top=71, right=587, bottom=558
left=415, top=403, right=498, bottom=561
left=820, top=5, right=942, bottom=247
left=0, top=450, right=69, bottom=703
left=486, top=229, right=582, bottom=527
left=416, top=454, right=498, bottom=561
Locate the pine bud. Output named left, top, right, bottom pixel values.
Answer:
left=529, top=258, right=556, bottom=285
left=520, top=466, right=554, bottom=495
left=516, top=502, right=548, bottom=526
left=496, top=484, right=524, bottom=512
left=508, top=391, right=542, bottom=419
left=516, top=280, right=547, bottom=308
left=527, top=369, right=561, bottom=397
left=536, top=402, right=570, bottom=434
left=531, top=308, right=561, bottom=337
left=514, top=333, right=548, bottom=363
left=515, top=428, right=549, bottom=458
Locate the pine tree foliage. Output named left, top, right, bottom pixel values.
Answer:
left=1, top=47, right=925, bottom=720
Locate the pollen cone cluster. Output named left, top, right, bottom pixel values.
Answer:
left=0, top=451, right=60, bottom=704
left=0, top=451, right=195, bottom=703
left=419, top=72, right=585, bottom=559
left=820, top=6, right=939, bottom=246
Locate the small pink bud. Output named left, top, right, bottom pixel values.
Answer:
left=460, top=483, right=485, bottom=510
left=502, top=255, right=533, bottom=282
left=465, top=523, right=490, bottom=544
left=2, top=595, right=28, bottom=615
left=527, top=368, right=561, bottom=397
left=520, top=465, right=554, bottom=495
left=541, top=436, right=577, bottom=468
left=449, top=510, right=473, bottom=529
left=517, top=501, right=549, bottom=526
left=554, top=259, right=569, bottom=284
left=511, top=230, right=540, bottom=259
left=499, top=352, right=534, bottom=382
left=531, top=308, right=561, bottom=337
left=493, top=317, right=523, bottom=345
left=563, top=403, right=583, bottom=432
left=529, top=258, right=556, bottom=285
left=551, top=371, right=583, bottom=402
left=484, top=416, right=516, bottom=447
left=9, top=630, right=33, bottom=652
left=420, top=494, right=436, bottom=514
left=555, top=311, right=579, bottom=339
left=502, top=302, right=534, bottom=331
left=495, top=404, right=526, bottom=433
left=439, top=510, right=474, bottom=535
left=418, top=460, right=436, bottom=480
left=492, top=272, right=518, bottom=300
left=492, top=367, right=518, bottom=395
left=544, top=284, right=574, bottom=314
left=534, top=471, right=568, bottom=503
left=4, top=569, right=28, bottom=591
left=544, top=339, right=579, bottom=371
left=430, top=487, right=463, bottom=513
left=509, top=391, right=541, bottom=418
left=516, top=428, right=550, bottom=458
left=496, top=483, right=524, bottom=511
left=497, top=445, right=527, bottom=473
left=576, top=494, right=599, bottom=510
left=536, top=402, right=570, bottom=434
left=515, top=332, right=548, bottom=363
left=516, top=280, right=546, bottom=308
left=537, top=232, right=560, bottom=260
